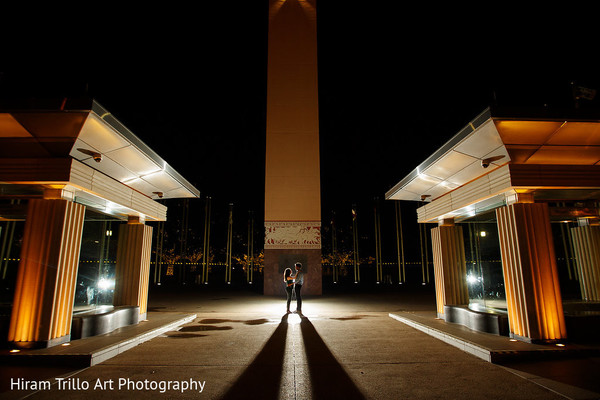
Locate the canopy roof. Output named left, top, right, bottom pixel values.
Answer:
left=0, top=98, right=200, bottom=221
left=385, top=107, right=600, bottom=222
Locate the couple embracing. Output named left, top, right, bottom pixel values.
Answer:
left=283, top=262, right=303, bottom=314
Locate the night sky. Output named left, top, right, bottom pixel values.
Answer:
left=1, top=2, right=599, bottom=257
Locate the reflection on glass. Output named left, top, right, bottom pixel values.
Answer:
left=462, top=202, right=594, bottom=315
left=0, top=200, right=26, bottom=305
left=462, top=214, right=506, bottom=313
left=74, top=212, right=119, bottom=311
left=551, top=219, right=581, bottom=301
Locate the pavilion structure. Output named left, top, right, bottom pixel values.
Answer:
left=386, top=106, right=600, bottom=343
left=0, top=98, right=199, bottom=348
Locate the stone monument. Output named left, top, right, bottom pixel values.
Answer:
left=264, top=0, right=322, bottom=295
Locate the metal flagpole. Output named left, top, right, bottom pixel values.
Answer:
left=395, top=201, right=406, bottom=283
left=180, top=199, right=189, bottom=284
left=419, top=223, right=426, bottom=284
left=331, top=211, right=337, bottom=283
left=374, top=198, right=382, bottom=284
left=202, top=196, right=212, bottom=284
left=247, top=210, right=254, bottom=284
left=352, top=205, right=359, bottom=283
left=155, top=220, right=164, bottom=285
left=226, top=203, right=233, bottom=284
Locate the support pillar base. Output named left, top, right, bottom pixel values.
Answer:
left=11, top=334, right=71, bottom=350
left=509, top=332, right=564, bottom=345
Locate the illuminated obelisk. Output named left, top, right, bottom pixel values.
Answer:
left=264, top=0, right=322, bottom=295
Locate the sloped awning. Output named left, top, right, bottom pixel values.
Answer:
left=385, top=107, right=600, bottom=223
left=70, top=102, right=199, bottom=200
left=0, top=98, right=200, bottom=221
left=385, top=109, right=509, bottom=202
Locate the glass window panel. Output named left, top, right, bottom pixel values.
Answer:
left=74, top=211, right=120, bottom=311
left=0, top=200, right=26, bottom=306
left=551, top=219, right=581, bottom=301
left=461, top=213, right=506, bottom=313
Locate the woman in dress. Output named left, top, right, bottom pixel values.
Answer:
left=283, top=268, right=294, bottom=313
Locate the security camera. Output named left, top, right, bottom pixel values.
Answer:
left=77, top=148, right=102, bottom=163
left=481, top=155, right=505, bottom=168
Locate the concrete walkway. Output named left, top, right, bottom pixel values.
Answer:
left=1, top=287, right=599, bottom=399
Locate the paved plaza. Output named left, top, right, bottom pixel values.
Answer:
left=1, top=286, right=599, bottom=399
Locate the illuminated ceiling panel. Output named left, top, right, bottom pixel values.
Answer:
left=546, top=121, right=600, bottom=145
left=503, top=145, right=538, bottom=164
left=526, top=146, right=600, bottom=165
left=126, top=178, right=160, bottom=195
left=446, top=161, right=489, bottom=187
left=105, top=146, right=162, bottom=177
left=454, top=121, right=505, bottom=158
left=71, top=139, right=137, bottom=182
left=0, top=113, right=32, bottom=137
left=164, top=187, right=199, bottom=199
left=141, top=170, right=183, bottom=192
left=402, top=174, right=442, bottom=195
left=77, top=114, right=130, bottom=152
left=424, top=151, right=476, bottom=180
left=427, top=182, right=457, bottom=200
left=495, top=120, right=564, bottom=144
left=11, top=112, right=88, bottom=138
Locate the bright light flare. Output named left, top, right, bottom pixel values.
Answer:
left=287, top=313, right=302, bottom=325
left=97, top=278, right=114, bottom=290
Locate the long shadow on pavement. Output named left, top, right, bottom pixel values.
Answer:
left=300, top=315, right=366, bottom=400
left=219, top=313, right=366, bottom=400
left=220, top=314, right=288, bottom=400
